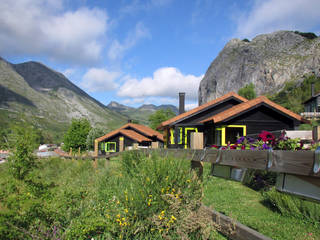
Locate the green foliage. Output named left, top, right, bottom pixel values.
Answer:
left=238, top=83, right=257, bottom=100
left=294, top=31, right=318, bottom=40
left=86, top=127, right=106, bottom=150
left=264, top=188, right=320, bottom=224
left=244, top=170, right=277, bottom=191
left=203, top=170, right=320, bottom=239
left=8, top=126, right=39, bottom=180
left=242, top=38, right=250, bottom=42
left=0, top=153, right=217, bottom=239
left=269, top=75, right=320, bottom=113
left=63, top=118, right=91, bottom=152
left=148, top=108, right=176, bottom=130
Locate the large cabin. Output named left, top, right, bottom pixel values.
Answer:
left=158, top=92, right=309, bottom=148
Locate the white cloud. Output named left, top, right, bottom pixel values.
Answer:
left=62, top=68, right=76, bottom=78
left=108, top=22, right=150, bottom=60
left=0, top=0, right=108, bottom=64
left=235, top=0, right=320, bottom=38
left=185, top=103, right=198, bottom=110
left=80, top=68, right=120, bottom=92
left=117, top=67, right=204, bottom=100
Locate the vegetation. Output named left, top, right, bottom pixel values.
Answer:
left=238, top=83, right=256, bottom=100
left=263, top=188, right=320, bottom=224
left=294, top=31, right=318, bottom=40
left=0, top=152, right=225, bottom=239
left=63, top=118, right=91, bottom=152
left=203, top=167, right=320, bottom=240
left=148, top=108, right=176, bottom=130
left=86, top=127, right=106, bottom=151
left=242, top=38, right=250, bottom=42
left=269, top=74, right=320, bottom=114
left=7, top=126, right=38, bottom=180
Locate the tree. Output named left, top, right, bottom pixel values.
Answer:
left=8, top=126, right=39, bottom=180
left=86, top=127, right=106, bottom=151
left=63, top=118, right=91, bottom=152
left=238, top=83, right=257, bottom=100
left=149, top=109, right=176, bottom=130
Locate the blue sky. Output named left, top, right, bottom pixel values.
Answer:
left=1, top=0, right=320, bottom=109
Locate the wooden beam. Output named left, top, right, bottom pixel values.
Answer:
left=202, top=205, right=272, bottom=240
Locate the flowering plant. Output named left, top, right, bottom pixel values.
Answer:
left=211, top=130, right=305, bottom=151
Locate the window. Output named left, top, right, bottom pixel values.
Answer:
left=214, top=125, right=246, bottom=146
left=170, top=128, right=183, bottom=144
left=105, top=142, right=116, bottom=152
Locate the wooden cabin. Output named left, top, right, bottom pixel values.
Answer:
left=158, top=92, right=309, bottom=148
left=95, top=123, right=163, bottom=154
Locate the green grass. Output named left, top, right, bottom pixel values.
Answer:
left=202, top=163, right=320, bottom=240
left=0, top=153, right=224, bottom=239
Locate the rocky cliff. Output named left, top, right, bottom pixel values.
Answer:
left=198, top=31, right=320, bottom=105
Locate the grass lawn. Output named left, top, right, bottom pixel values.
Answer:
left=202, top=163, right=320, bottom=240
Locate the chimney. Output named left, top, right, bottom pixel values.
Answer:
left=311, top=84, right=315, bottom=97
left=179, top=92, right=185, bottom=114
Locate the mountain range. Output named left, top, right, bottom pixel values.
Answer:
left=0, top=57, right=176, bottom=142
left=106, top=101, right=178, bottom=125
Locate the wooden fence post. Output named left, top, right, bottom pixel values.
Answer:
left=94, top=140, right=98, bottom=157
left=119, top=137, right=124, bottom=152
left=190, top=132, right=204, bottom=177
left=313, top=126, right=320, bottom=141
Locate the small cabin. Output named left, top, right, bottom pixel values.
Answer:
left=158, top=92, right=309, bottom=148
left=95, top=123, right=163, bottom=154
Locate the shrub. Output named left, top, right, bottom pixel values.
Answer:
left=8, top=126, right=38, bottom=180
left=86, top=127, right=106, bottom=151
left=242, top=38, right=250, bottom=42
left=63, top=118, right=91, bottom=152
left=264, top=188, right=320, bottom=224
left=294, top=31, right=318, bottom=40
left=238, top=83, right=256, bottom=100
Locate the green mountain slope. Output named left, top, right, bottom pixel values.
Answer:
left=107, top=101, right=178, bottom=125
left=0, top=57, right=127, bottom=142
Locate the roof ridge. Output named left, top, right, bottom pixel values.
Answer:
left=201, top=95, right=309, bottom=124
left=158, top=92, right=248, bottom=129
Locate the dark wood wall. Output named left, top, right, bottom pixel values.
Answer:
left=101, top=134, right=135, bottom=153
left=223, top=105, right=296, bottom=134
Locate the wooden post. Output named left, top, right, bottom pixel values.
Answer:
left=133, top=143, right=138, bottom=150
left=191, top=132, right=204, bottom=177
left=94, top=140, right=98, bottom=157
left=151, top=141, right=159, bottom=149
left=69, top=148, right=72, bottom=156
left=119, top=137, right=124, bottom=152
left=313, top=126, right=320, bottom=141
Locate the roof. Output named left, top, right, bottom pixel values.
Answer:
left=96, top=129, right=152, bottom=143
left=157, top=92, right=248, bottom=129
left=122, top=123, right=164, bottom=141
left=96, top=123, right=163, bottom=143
left=201, top=96, right=310, bottom=124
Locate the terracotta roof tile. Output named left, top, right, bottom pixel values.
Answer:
left=201, top=96, right=310, bottom=124
left=157, top=92, right=247, bottom=129
left=122, top=123, right=164, bottom=141
left=119, top=129, right=152, bottom=142
left=96, top=123, right=163, bottom=143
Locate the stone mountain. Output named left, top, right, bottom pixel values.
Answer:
left=198, top=31, right=320, bottom=105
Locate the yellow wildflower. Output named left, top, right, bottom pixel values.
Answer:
left=124, top=208, right=128, bottom=213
